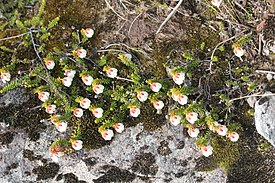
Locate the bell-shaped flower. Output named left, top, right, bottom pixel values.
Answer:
left=92, top=107, right=103, bottom=118
left=169, top=115, right=181, bottom=126
left=80, top=98, right=91, bottom=109
left=82, top=75, right=93, bottom=86
left=186, top=112, right=198, bottom=124
left=137, top=91, right=148, bottom=102
left=62, top=77, right=73, bottom=87
left=201, top=145, right=213, bottom=157
left=93, top=84, right=104, bottom=94
left=114, top=123, right=124, bottom=133
left=101, top=129, right=114, bottom=141
left=188, top=128, right=200, bottom=138
left=45, top=59, right=55, bottom=70
left=178, top=95, right=188, bottom=105
left=64, top=69, right=76, bottom=78
left=73, top=108, right=83, bottom=118
left=38, top=92, right=50, bottom=102
left=46, top=104, right=56, bottom=114
left=150, top=82, right=162, bottom=92
left=106, top=68, right=118, bottom=78
left=211, top=0, right=222, bottom=7
left=55, top=122, right=67, bottom=133
left=130, top=107, right=140, bottom=117
left=71, top=140, right=83, bottom=150
left=233, top=47, right=245, bottom=58
left=217, top=125, right=228, bottom=136
left=228, top=132, right=239, bottom=142
left=1, top=71, right=11, bottom=83
left=49, top=147, right=64, bottom=162
left=153, top=100, right=164, bottom=114
left=82, top=28, right=94, bottom=38
left=77, top=48, right=87, bottom=58
left=172, top=72, right=185, bottom=85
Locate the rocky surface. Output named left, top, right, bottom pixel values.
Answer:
left=255, top=95, right=275, bottom=147
left=0, top=89, right=227, bottom=183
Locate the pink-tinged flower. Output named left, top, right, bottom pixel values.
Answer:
left=150, top=82, right=162, bottom=92
left=201, top=145, right=213, bottom=157
left=74, top=108, right=83, bottom=118
left=178, top=95, right=188, bottom=105
left=38, top=92, right=50, bottom=102
left=80, top=98, right=91, bottom=109
left=169, top=115, right=182, bottom=126
left=106, top=68, right=118, bottom=78
left=71, top=140, right=83, bottom=150
left=49, top=147, right=64, bottom=162
left=55, top=122, right=67, bottom=133
left=171, top=93, right=180, bottom=102
left=64, top=69, right=76, bottom=78
left=45, top=59, right=55, bottom=70
left=81, top=75, right=93, bottom=86
left=1, top=72, right=11, bottom=83
left=186, top=112, right=198, bottom=124
left=92, top=108, right=103, bottom=118
left=228, top=132, right=239, bottom=142
left=217, top=125, right=228, bottom=136
left=82, top=28, right=94, bottom=38
left=114, top=123, right=124, bottom=133
left=101, top=129, right=114, bottom=141
left=172, top=72, right=185, bottom=85
left=153, top=100, right=164, bottom=114
left=93, top=84, right=104, bottom=94
left=233, top=47, right=245, bottom=57
left=130, top=107, right=140, bottom=117
left=62, top=77, right=73, bottom=87
left=77, top=48, right=87, bottom=58
left=188, top=128, right=200, bottom=138
left=137, top=91, right=148, bottom=102
left=211, top=0, right=222, bottom=7
left=46, top=105, right=56, bottom=114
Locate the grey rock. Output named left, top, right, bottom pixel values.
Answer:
left=255, top=95, right=275, bottom=146
left=0, top=89, right=29, bottom=107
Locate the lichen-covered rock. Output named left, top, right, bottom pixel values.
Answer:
left=255, top=95, right=275, bottom=146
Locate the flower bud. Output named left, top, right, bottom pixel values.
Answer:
left=233, top=47, right=245, bottom=58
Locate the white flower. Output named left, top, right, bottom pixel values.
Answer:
left=178, top=95, right=188, bottom=105
left=45, top=60, right=55, bottom=70
left=1, top=72, right=11, bottom=83
left=46, top=105, right=56, bottom=114
left=172, top=72, right=185, bottom=85
left=74, top=108, right=83, bottom=118
left=51, top=154, right=59, bottom=163
left=211, top=0, right=222, bottom=7
left=137, top=91, right=148, bottom=102
left=55, top=122, right=67, bottom=133
left=217, top=125, right=228, bottom=136
left=93, top=84, right=104, bottom=94
left=77, top=48, right=87, bottom=58
left=201, top=145, right=213, bottom=157
left=171, top=93, right=180, bottom=102
left=130, top=107, right=140, bottom=117
left=38, top=92, right=50, bottom=102
left=186, top=112, right=198, bottom=124
left=150, top=82, right=162, bottom=92
left=62, top=77, right=73, bottom=87
left=169, top=115, right=182, bottom=126
left=101, top=129, right=114, bottom=141
left=106, top=68, right=118, bottom=78
left=71, top=140, right=83, bottom=150
left=188, top=128, right=200, bottom=138
left=80, top=98, right=91, bottom=109
left=233, top=47, right=245, bottom=57
left=114, top=123, right=124, bottom=133
left=82, top=75, right=93, bottom=86
left=228, top=132, right=239, bottom=142
left=64, top=69, right=76, bottom=78
left=83, top=28, right=94, bottom=38
left=49, top=148, right=64, bottom=162
left=92, top=108, right=103, bottom=118
left=153, top=100, right=164, bottom=110
left=208, top=122, right=220, bottom=132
